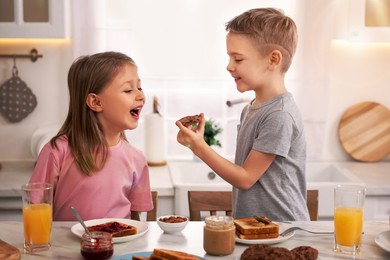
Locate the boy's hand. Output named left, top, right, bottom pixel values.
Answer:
left=176, top=113, right=206, bottom=151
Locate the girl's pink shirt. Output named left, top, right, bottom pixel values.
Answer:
left=30, top=137, right=153, bottom=221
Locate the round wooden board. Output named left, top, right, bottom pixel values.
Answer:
left=338, top=102, right=390, bottom=162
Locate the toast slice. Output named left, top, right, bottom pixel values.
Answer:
left=178, top=115, right=201, bottom=128
left=87, top=221, right=137, bottom=237
left=132, top=256, right=149, bottom=260
left=236, top=231, right=279, bottom=240
left=234, top=217, right=279, bottom=240
left=150, top=248, right=200, bottom=260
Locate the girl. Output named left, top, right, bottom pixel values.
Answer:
left=30, top=51, right=153, bottom=221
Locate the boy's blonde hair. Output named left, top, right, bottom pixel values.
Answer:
left=225, top=8, right=297, bottom=73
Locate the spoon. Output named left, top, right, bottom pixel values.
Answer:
left=70, top=206, right=95, bottom=241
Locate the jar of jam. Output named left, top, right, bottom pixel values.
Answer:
left=203, top=215, right=235, bottom=256
left=80, top=231, right=113, bottom=260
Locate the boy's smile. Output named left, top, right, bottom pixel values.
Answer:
left=226, top=32, right=270, bottom=94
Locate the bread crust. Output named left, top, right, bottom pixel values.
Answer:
left=151, top=248, right=200, bottom=260
left=87, top=221, right=137, bottom=237
left=236, top=231, right=279, bottom=240
left=178, top=115, right=201, bottom=127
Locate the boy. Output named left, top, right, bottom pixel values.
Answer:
left=176, top=8, right=309, bottom=221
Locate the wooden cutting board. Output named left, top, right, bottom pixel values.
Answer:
left=338, top=101, right=390, bottom=162
left=0, top=240, right=20, bottom=260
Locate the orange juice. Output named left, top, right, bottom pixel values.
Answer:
left=23, top=203, right=53, bottom=244
left=334, top=207, right=363, bottom=246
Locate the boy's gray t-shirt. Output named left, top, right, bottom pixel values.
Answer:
left=233, top=92, right=309, bottom=221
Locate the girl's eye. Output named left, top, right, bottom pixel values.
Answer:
left=235, top=59, right=243, bottom=63
left=124, top=87, right=142, bottom=93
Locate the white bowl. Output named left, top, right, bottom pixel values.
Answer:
left=157, top=215, right=188, bottom=233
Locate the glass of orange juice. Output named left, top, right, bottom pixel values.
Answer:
left=21, top=183, right=53, bottom=253
left=334, top=184, right=366, bottom=255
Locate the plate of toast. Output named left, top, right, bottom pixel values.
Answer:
left=234, top=217, right=295, bottom=245
left=71, top=218, right=148, bottom=243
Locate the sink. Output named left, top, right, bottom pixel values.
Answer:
left=305, top=163, right=359, bottom=183
left=169, top=162, right=230, bottom=187
left=305, top=163, right=363, bottom=218
left=168, top=161, right=364, bottom=218
left=168, top=162, right=232, bottom=216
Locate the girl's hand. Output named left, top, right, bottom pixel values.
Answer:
left=176, top=113, right=206, bottom=152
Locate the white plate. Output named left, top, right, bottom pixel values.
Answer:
left=235, top=223, right=295, bottom=245
left=375, top=229, right=390, bottom=253
left=71, top=218, right=148, bottom=243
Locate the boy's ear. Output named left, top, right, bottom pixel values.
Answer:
left=268, top=50, right=282, bottom=70
left=86, top=93, right=103, bottom=112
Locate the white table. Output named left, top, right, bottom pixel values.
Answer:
left=1, top=220, right=389, bottom=259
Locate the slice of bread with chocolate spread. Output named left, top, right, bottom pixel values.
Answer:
left=234, top=216, right=279, bottom=240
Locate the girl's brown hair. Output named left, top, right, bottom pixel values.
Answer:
left=225, top=8, right=298, bottom=73
left=51, top=52, right=136, bottom=176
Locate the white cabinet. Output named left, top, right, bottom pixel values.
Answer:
left=0, top=196, right=22, bottom=221
left=365, top=195, right=390, bottom=221
left=0, top=0, right=69, bottom=38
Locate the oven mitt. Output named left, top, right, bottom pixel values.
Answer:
left=0, top=74, right=37, bottom=123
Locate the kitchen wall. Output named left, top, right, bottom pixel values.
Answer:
left=0, top=0, right=389, bottom=163
left=0, top=39, right=72, bottom=161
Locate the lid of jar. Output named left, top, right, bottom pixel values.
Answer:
left=205, top=215, right=234, bottom=229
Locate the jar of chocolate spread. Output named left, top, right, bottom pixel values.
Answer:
left=203, top=215, right=235, bottom=256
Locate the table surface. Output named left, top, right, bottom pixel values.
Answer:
left=1, top=220, right=389, bottom=259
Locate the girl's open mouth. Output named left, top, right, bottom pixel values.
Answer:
left=130, top=107, right=141, bottom=117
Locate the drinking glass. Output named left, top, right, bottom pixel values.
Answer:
left=334, top=184, right=366, bottom=255
left=21, top=183, right=53, bottom=253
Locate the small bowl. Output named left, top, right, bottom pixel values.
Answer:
left=157, top=215, right=188, bottom=233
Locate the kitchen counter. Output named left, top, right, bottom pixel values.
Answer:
left=0, top=162, right=33, bottom=197
left=337, top=161, right=390, bottom=195
left=1, top=160, right=390, bottom=220
left=0, top=161, right=173, bottom=220
left=0, top=162, right=173, bottom=197
left=0, top=220, right=389, bottom=259
left=2, top=161, right=390, bottom=197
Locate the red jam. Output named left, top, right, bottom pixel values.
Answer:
left=81, top=249, right=113, bottom=259
left=80, top=231, right=113, bottom=260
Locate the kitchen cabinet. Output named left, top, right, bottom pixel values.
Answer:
left=0, top=197, right=22, bottom=221
left=0, top=0, right=69, bottom=38
left=365, top=195, right=390, bottom=221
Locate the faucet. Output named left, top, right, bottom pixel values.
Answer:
left=226, top=98, right=251, bottom=107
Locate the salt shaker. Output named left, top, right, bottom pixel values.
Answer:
left=203, top=215, right=235, bottom=256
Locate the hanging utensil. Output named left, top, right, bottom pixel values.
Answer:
left=0, top=57, right=37, bottom=123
